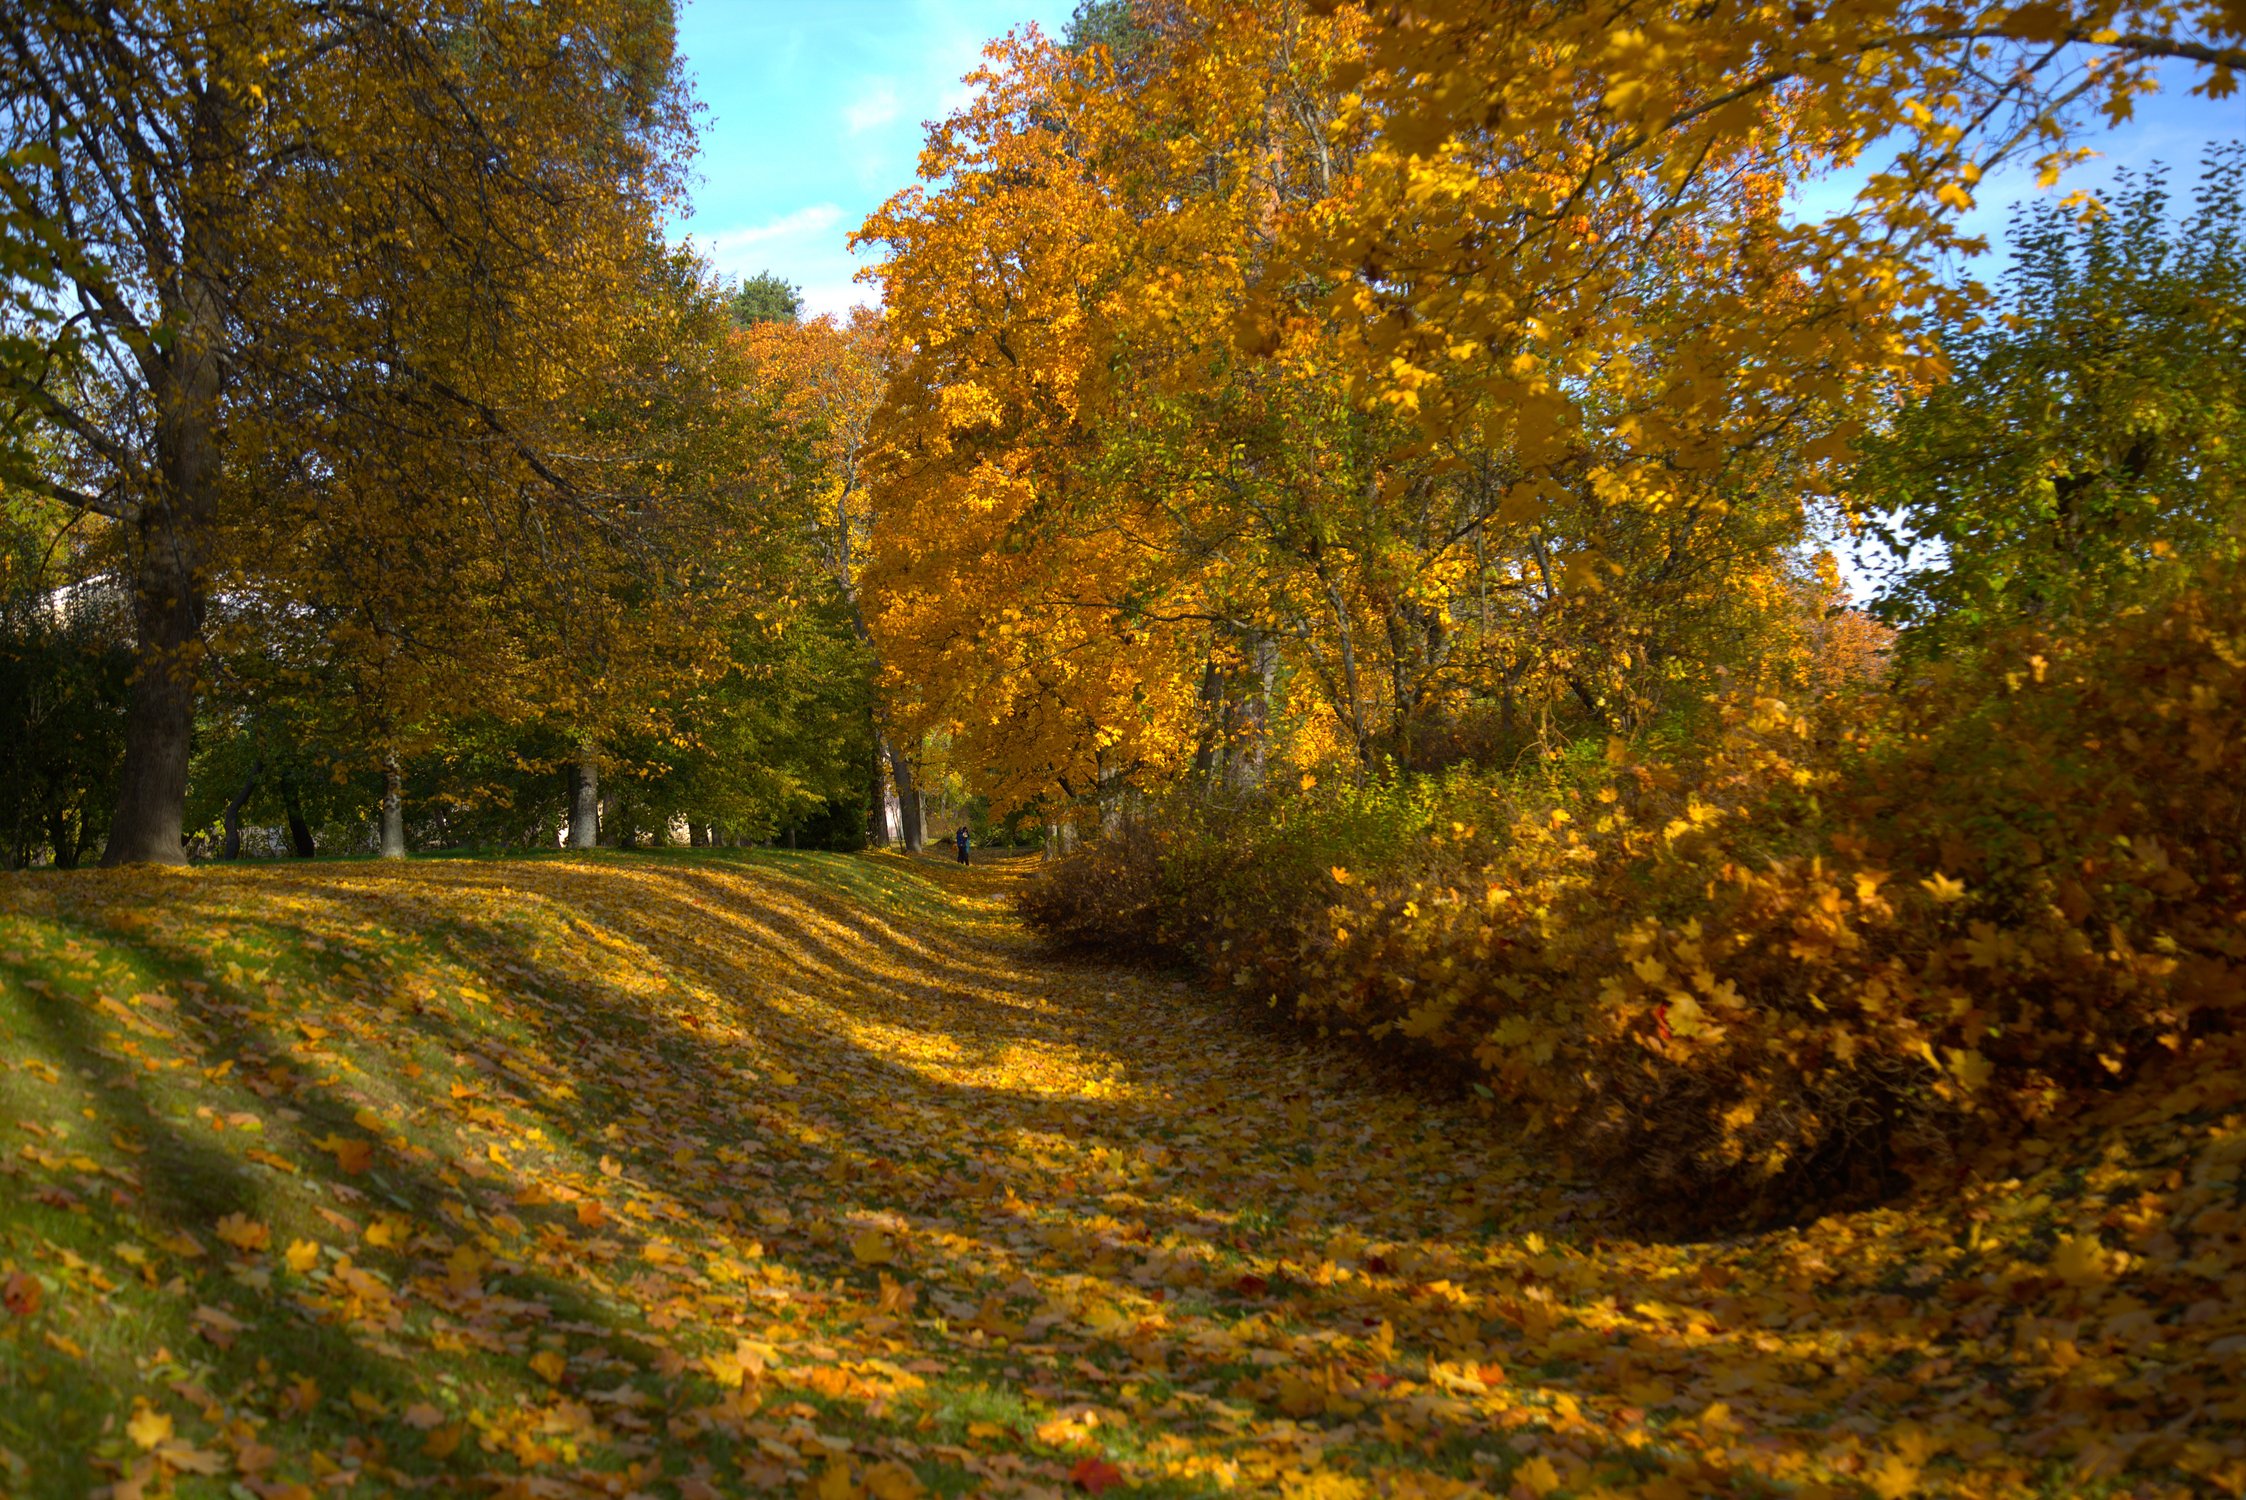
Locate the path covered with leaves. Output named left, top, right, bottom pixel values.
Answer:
left=2, top=852, right=2243, bottom=1499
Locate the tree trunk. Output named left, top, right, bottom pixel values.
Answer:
left=568, top=745, right=599, bottom=849
left=102, top=116, right=227, bottom=868
left=689, top=821, right=709, bottom=848
left=104, top=473, right=211, bottom=867
left=866, top=719, right=890, bottom=848
left=46, top=806, right=80, bottom=870
left=887, top=740, right=924, bottom=853
left=283, top=777, right=317, bottom=857
left=222, top=759, right=262, bottom=860
left=379, top=757, right=407, bottom=859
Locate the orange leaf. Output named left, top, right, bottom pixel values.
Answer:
left=1070, top=1457, right=1124, bottom=1494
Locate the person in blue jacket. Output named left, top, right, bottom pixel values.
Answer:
left=953, top=825, right=971, bottom=865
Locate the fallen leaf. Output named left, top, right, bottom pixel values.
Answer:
left=125, top=1406, right=174, bottom=1451
left=1071, top=1456, right=1125, bottom=1494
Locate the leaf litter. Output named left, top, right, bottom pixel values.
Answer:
left=0, top=849, right=2241, bottom=1498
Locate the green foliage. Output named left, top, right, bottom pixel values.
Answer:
left=1859, top=146, right=2246, bottom=658
left=729, top=270, right=803, bottom=327
left=1062, top=0, right=1155, bottom=64
left=0, top=501, right=128, bottom=868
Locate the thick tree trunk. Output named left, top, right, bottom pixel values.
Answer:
left=888, top=740, right=923, bottom=853
left=688, top=821, right=709, bottom=848
left=222, top=759, right=262, bottom=860
left=100, top=452, right=212, bottom=865
left=379, top=757, right=407, bottom=859
left=568, top=746, right=599, bottom=849
left=102, top=125, right=227, bottom=867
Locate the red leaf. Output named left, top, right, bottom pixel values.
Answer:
left=1229, top=1273, right=1267, bottom=1296
left=1071, top=1457, right=1124, bottom=1494
left=2, top=1271, right=39, bottom=1318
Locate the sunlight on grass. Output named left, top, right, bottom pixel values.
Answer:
left=2, top=852, right=2243, bottom=1498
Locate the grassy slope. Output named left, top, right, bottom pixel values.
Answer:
left=0, top=850, right=2242, bottom=1500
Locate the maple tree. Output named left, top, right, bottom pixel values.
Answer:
left=861, top=3, right=1887, bottom=839
left=0, top=0, right=691, bottom=864
left=742, top=307, right=931, bottom=851
left=1, top=0, right=2243, bottom=1492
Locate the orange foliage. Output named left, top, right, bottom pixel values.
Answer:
left=1037, top=563, right=2245, bottom=1219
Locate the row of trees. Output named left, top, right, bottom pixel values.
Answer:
left=858, top=0, right=2242, bottom=824
left=4, top=0, right=2237, bottom=868
left=1, top=0, right=923, bottom=867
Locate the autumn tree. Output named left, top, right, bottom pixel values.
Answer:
left=1265, top=0, right=2245, bottom=546
left=861, top=4, right=1834, bottom=829
left=740, top=307, right=934, bottom=849
left=0, top=0, right=690, bottom=864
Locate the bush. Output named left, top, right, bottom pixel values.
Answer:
left=1024, top=565, right=2246, bottom=1223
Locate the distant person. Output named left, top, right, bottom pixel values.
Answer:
left=954, top=825, right=971, bottom=865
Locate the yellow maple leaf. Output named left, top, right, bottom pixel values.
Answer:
left=1919, top=872, right=1968, bottom=904
left=1945, top=1047, right=1993, bottom=1091
left=1866, top=1453, right=1920, bottom=1499
left=862, top=1461, right=923, bottom=1500
left=1513, top=1455, right=1561, bottom=1497
left=2050, top=1234, right=2110, bottom=1287
left=315, top=1134, right=373, bottom=1174
left=213, top=1214, right=269, bottom=1254
left=125, top=1405, right=174, bottom=1450
left=851, top=1230, right=896, bottom=1266
left=529, top=1349, right=568, bottom=1384
left=283, top=1240, right=320, bottom=1274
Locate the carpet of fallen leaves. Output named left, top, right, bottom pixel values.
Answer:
left=1, top=849, right=2243, bottom=1500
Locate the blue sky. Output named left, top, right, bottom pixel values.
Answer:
left=667, top=7, right=2241, bottom=317
left=1788, top=60, right=2242, bottom=271
left=669, top=0, right=1077, bottom=317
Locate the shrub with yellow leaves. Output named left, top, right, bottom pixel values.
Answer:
left=1028, top=562, right=2246, bottom=1222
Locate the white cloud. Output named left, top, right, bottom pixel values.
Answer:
left=694, top=204, right=844, bottom=264
left=844, top=79, right=900, bottom=136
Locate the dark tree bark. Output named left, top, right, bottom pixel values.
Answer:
left=46, top=806, right=81, bottom=870
left=866, top=714, right=891, bottom=848
left=282, top=777, right=317, bottom=858
left=100, top=93, right=229, bottom=868
left=279, top=772, right=316, bottom=853
left=222, top=759, right=263, bottom=860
